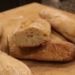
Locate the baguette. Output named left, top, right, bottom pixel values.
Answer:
left=40, top=8, right=75, bottom=43
left=11, top=18, right=51, bottom=47
left=9, top=31, right=75, bottom=62
left=4, top=16, right=51, bottom=48
left=0, top=51, right=32, bottom=75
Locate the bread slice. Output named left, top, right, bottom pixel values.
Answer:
left=9, top=31, right=75, bottom=62
left=39, top=8, right=75, bottom=43
left=10, top=18, right=51, bottom=47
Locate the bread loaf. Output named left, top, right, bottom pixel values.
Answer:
left=10, top=18, right=51, bottom=47
left=40, top=8, right=75, bottom=43
left=0, top=33, right=8, bottom=52
left=4, top=16, right=50, bottom=48
left=9, top=31, right=75, bottom=62
left=0, top=51, right=32, bottom=75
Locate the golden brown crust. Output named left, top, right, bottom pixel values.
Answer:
left=39, top=8, right=75, bottom=43
left=9, top=31, right=75, bottom=62
left=11, top=18, right=51, bottom=47
left=0, top=51, right=32, bottom=75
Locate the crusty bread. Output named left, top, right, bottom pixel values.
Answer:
left=40, top=8, right=75, bottom=43
left=10, top=18, right=51, bottom=47
left=0, top=51, right=32, bottom=75
left=1, top=3, right=75, bottom=62
left=3, top=15, right=50, bottom=48
left=9, top=31, right=75, bottom=62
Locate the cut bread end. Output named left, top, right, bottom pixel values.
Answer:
left=12, top=27, right=49, bottom=47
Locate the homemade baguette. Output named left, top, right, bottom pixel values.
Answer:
left=11, top=18, right=51, bottom=47
left=0, top=51, right=32, bottom=75
left=9, top=31, right=75, bottom=62
left=40, top=8, right=75, bottom=43
left=4, top=16, right=50, bottom=48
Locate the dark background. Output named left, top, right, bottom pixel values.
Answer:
left=0, top=0, right=41, bottom=12
left=0, top=0, right=75, bottom=13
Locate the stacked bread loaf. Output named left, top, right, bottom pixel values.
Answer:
left=0, top=3, right=75, bottom=63
left=5, top=11, right=75, bottom=62
left=1, top=3, right=75, bottom=75
left=0, top=51, right=32, bottom=75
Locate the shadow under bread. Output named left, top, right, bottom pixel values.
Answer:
left=18, top=41, right=47, bottom=55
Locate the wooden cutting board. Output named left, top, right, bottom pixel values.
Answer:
left=23, top=60, right=75, bottom=75
left=0, top=2, right=75, bottom=75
